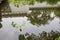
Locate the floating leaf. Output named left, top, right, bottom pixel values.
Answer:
left=11, top=21, right=16, bottom=27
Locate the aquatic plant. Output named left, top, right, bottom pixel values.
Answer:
left=11, top=21, right=26, bottom=31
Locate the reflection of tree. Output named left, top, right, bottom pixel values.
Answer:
left=27, top=10, right=54, bottom=26
left=0, top=11, right=2, bottom=28
left=0, top=3, right=2, bottom=28
left=8, top=0, right=36, bottom=7
left=54, top=9, right=60, bottom=17
left=0, top=0, right=10, bottom=13
left=7, top=0, right=60, bottom=7
left=0, top=10, right=2, bottom=28
left=0, top=23, right=2, bottom=28
left=54, top=9, right=60, bottom=24
left=0, top=0, right=8, bottom=28
left=46, top=0, right=59, bottom=5
left=40, top=31, right=60, bottom=40
left=19, top=31, right=60, bottom=40
left=19, top=35, right=26, bottom=40
left=37, top=0, right=60, bottom=5
left=0, top=10, right=2, bottom=22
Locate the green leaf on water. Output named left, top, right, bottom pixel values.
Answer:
left=11, top=21, right=26, bottom=29
left=11, top=21, right=16, bottom=27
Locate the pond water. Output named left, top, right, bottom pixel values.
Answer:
left=0, top=1, right=60, bottom=40
left=0, top=9, right=60, bottom=40
left=2, top=10, right=60, bottom=34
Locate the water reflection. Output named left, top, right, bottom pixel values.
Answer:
left=0, top=23, right=2, bottom=28
left=37, top=0, right=60, bottom=5
left=0, top=0, right=11, bottom=13
left=0, top=11, right=2, bottom=22
left=0, top=2, right=60, bottom=40
left=19, top=30, right=60, bottom=40
left=1, top=9, right=60, bottom=33
left=0, top=7, right=2, bottom=28
left=27, top=10, right=54, bottom=26
left=54, top=9, right=60, bottom=17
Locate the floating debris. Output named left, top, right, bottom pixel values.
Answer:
left=20, top=29, right=22, bottom=31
